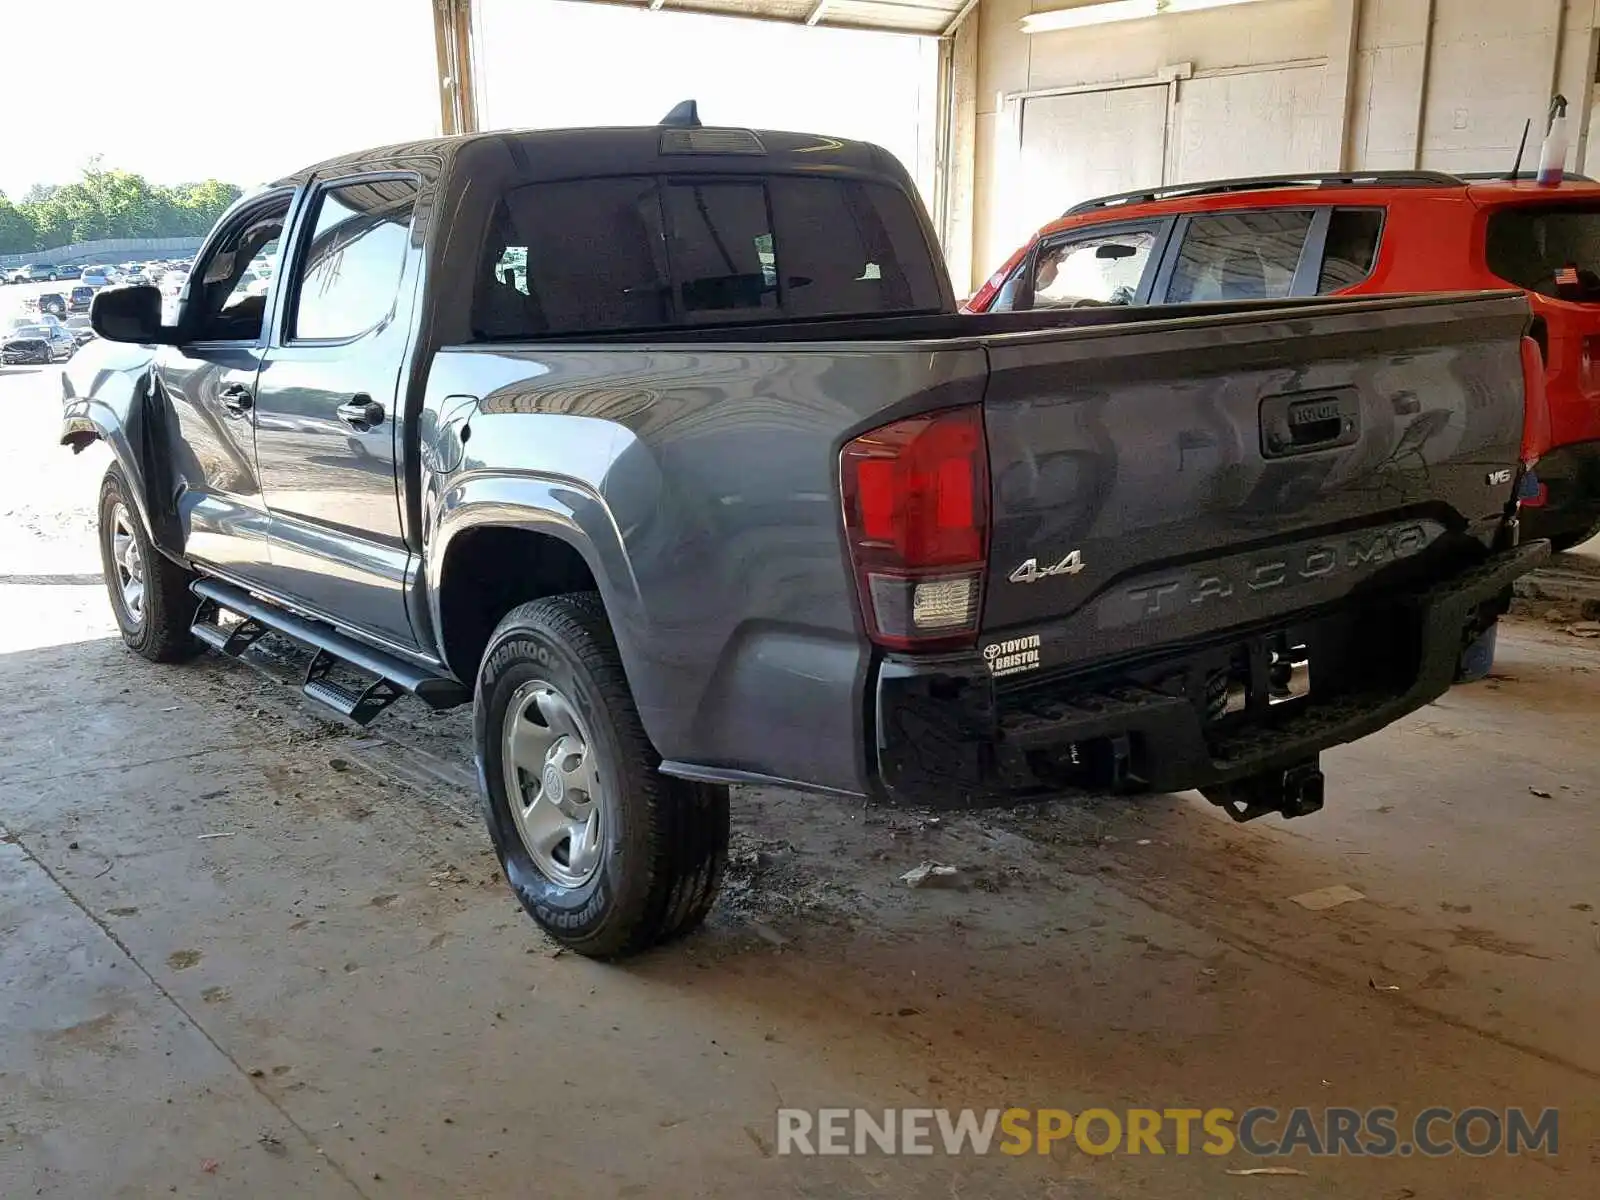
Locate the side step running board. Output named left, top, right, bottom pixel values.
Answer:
left=190, top=578, right=469, bottom=724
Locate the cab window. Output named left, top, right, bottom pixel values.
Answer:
left=188, top=193, right=292, bottom=342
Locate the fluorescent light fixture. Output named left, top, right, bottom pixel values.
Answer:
left=1021, top=0, right=1271, bottom=35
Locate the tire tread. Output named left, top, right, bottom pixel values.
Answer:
left=99, top=464, right=202, bottom=663
left=485, top=593, right=728, bottom=958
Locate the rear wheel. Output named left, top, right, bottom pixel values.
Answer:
left=98, top=465, right=203, bottom=662
left=475, top=594, right=729, bottom=958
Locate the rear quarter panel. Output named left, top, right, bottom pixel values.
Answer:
left=421, top=342, right=990, bottom=794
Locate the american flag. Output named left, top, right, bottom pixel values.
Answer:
left=1556, top=266, right=1581, bottom=288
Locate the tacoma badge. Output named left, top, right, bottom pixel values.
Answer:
left=1009, top=550, right=1085, bottom=584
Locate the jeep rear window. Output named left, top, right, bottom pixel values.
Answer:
left=1486, top=205, right=1600, bottom=297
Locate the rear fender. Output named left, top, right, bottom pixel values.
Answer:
left=426, top=472, right=646, bottom=695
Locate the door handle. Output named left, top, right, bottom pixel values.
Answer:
left=336, top=395, right=385, bottom=430
left=218, top=383, right=254, bottom=415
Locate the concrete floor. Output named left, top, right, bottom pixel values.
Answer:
left=1, top=361, right=1597, bottom=1198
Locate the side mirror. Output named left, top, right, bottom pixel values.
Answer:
left=1095, top=243, right=1138, bottom=261
left=90, top=284, right=172, bottom=344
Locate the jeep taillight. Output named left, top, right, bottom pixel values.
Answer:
left=1521, top=334, right=1552, bottom=467
left=839, top=406, right=990, bottom=651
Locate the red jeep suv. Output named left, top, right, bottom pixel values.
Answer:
left=968, top=170, right=1600, bottom=549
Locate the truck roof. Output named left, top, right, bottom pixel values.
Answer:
left=273, top=125, right=914, bottom=193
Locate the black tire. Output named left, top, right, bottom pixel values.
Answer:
left=98, top=464, right=203, bottom=663
left=475, top=593, right=729, bottom=959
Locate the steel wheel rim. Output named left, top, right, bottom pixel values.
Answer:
left=501, top=678, right=606, bottom=888
left=109, top=503, right=145, bottom=626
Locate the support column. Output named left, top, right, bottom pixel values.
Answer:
left=433, top=0, right=483, bottom=136
left=1328, top=0, right=1362, bottom=169
left=935, top=3, right=980, bottom=296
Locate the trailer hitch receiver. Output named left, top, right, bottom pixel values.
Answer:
left=1202, top=759, right=1326, bottom=823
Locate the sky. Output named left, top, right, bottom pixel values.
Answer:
left=0, top=0, right=934, bottom=200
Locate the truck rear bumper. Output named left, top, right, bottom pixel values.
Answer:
left=872, top=541, right=1549, bottom=808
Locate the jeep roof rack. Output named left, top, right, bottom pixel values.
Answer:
left=1062, top=170, right=1468, bottom=216
left=1456, top=170, right=1596, bottom=182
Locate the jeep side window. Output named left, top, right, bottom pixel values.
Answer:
left=1318, top=208, right=1384, bottom=293
left=1165, top=210, right=1314, bottom=303
left=1034, top=230, right=1155, bottom=309
left=992, top=227, right=1154, bottom=312
left=188, top=194, right=292, bottom=343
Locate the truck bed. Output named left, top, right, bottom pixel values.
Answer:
left=424, top=289, right=1535, bottom=804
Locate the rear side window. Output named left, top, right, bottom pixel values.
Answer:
left=1486, top=205, right=1600, bottom=297
left=289, top=178, right=418, bottom=341
left=1317, top=208, right=1384, bottom=293
left=474, top=173, right=942, bottom=338
left=1166, top=210, right=1314, bottom=303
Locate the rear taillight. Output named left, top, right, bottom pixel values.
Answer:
left=840, top=406, right=990, bottom=651
left=1521, top=334, right=1552, bottom=467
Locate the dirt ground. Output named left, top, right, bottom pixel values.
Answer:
left=1, top=360, right=1598, bottom=1199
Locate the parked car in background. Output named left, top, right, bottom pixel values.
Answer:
left=13, top=264, right=63, bottom=283
left=967, top=169, right=1600, bottom=550
left=3, top=316, right=75, bottom=364
left=65, top=118, right=1546, bottom=958
left=35, top=292, right=67, bottom=320
left=78, top=266, right=117, bottom=286
left=68, top=284, right=98, bottom=314
left=65, top=315, right=95, bottom=346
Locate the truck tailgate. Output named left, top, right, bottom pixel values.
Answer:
left=979, top=291, right=1530, bottom=665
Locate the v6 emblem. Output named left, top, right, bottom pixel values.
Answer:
left=1009, top=550, right=1086, bottom=585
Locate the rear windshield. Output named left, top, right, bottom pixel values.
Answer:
left=474, top=173, right=944, bottom=339
left=1486, top=205, right=1600, bottom=297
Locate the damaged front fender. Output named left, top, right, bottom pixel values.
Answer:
left=58, top=350, right=183, bottom=559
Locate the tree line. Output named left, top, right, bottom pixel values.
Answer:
left=0, top=160, right=243, bottom=256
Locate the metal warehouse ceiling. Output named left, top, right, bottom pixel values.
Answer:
left=579, top=0, right=976, bottom=37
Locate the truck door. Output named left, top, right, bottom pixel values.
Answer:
left=156, top=190, right=293, bottom=578
left=250, top=174, right=421, bottom=650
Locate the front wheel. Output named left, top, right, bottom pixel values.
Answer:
left=475, top=594, right=729, bottom=959
left=98, top=464, right=203, bottom=662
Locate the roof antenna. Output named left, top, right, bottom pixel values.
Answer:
left=660, top=100, right=701, bottom=128
left=1507, top=118, right=1531, bottom=181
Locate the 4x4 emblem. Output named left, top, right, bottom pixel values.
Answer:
left=1009, top=550, right=1085, bottom=584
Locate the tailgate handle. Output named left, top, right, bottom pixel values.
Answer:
left=1260, top=391, right=1360, bottom=459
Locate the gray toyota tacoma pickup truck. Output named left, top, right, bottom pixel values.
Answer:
left=63, top=107, right=1550, bottom=957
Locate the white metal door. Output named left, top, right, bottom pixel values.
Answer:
left=1018, top=85, right=1169, bottom=235
left=1172, top=66, right=1333, bottom=183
